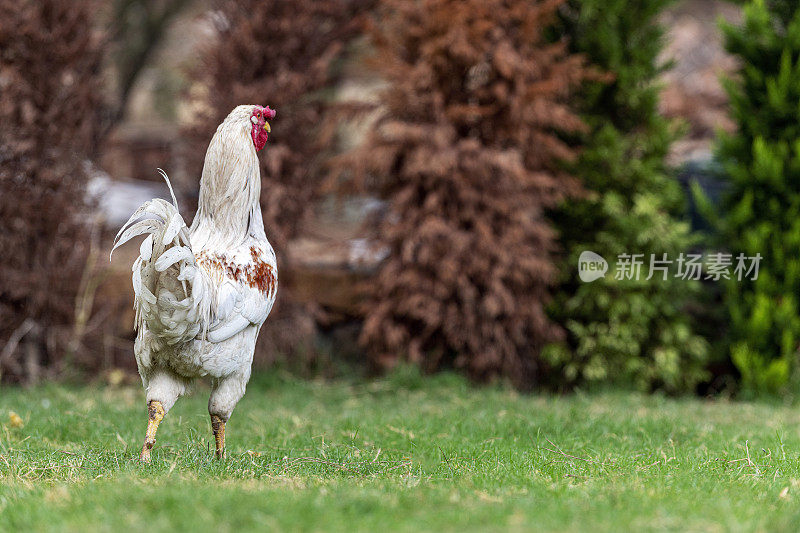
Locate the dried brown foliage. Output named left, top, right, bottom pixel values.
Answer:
left=338, top=0, right=592, bottom=386
left=0, top=0, right=106, bottom=381
left=185, top=0, right=376, bottom=362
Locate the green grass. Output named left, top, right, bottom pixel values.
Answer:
left=2, top=369, right=800, bottom=532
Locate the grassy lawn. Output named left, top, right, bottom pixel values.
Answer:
left=2, top=369, right=800, bottom=532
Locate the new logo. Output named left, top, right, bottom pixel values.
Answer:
left=578, top=251, right=608, bottom=282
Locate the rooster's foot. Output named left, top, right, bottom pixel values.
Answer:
left=211, top=414, right=226, bottom=459
left=139, top=400, right=165, bottom=463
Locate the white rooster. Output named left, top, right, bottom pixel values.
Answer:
left=111, top=105, right=278, bottom=462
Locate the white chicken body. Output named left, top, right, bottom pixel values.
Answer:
left=112, top=105, right=278, bottom=460
left=133, top=230, right=276, bottom=388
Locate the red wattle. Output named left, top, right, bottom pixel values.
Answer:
left=252, top=126, right=268, bottom=151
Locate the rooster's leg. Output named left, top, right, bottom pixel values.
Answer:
left=140, top=400, right=166, bottom=463
left=208, top=370, right=248, bottom=459
left=211, top=415, right=226, bottom=459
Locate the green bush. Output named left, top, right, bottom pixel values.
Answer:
left=711, top=0, right=800, bottom=394
left=545, top=0, right=708, bottom=392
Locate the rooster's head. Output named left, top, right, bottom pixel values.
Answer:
left=249, top=105, right=276, bottom=152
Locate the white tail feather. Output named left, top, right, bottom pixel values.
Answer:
left=154, top=246, right=194, bottom=272
left=157, top=168, right=179, bottom=210
left=112, top=169, right=213, bottom=348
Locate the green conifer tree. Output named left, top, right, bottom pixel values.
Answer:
left=713, top=0, right=800, bottom=394
left=546, top=0, right=708, bottom=392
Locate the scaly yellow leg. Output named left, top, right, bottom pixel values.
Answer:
left=140, top=400, right=165, bottom=463
left=211, top=415, right=226, bottom=459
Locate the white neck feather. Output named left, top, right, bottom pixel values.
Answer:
left=190, top=106, right=266, bottom=250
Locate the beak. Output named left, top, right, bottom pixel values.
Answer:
left=263, top=122, right=271, bottom=133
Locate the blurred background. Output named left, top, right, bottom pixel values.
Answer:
left=2, top=0, right=797, bottom=397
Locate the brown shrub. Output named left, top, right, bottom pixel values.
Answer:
left=0, top=0, right=106, bottom=381
left=337, top=0, right=592, bottom=386
left=184, top=0, right=376, bottom=363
